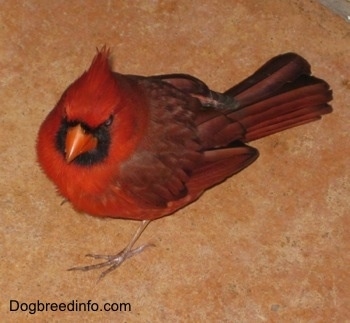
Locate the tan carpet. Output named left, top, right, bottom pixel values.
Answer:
left=1, top=1, right=349, bottom=321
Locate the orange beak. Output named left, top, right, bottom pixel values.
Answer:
left=65, top=124, right=98, bottom=163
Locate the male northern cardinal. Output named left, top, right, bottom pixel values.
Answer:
left=37, top=47, right=332, bottom=279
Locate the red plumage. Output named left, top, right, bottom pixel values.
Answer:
left=37, top=47, right=332, bottom=278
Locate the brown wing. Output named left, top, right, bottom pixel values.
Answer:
left=118, top=79, right=203, bottom=207
left=187, top=144, right=258, bottom=192
left=162, top=144, right=258, bottom=216
left=118, top=76, right=257, bottom=208
left=117, top=53, right=332, bottom=209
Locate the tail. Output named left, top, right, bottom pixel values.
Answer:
left=183, top=54, right=332, bottom=201
left=130, top=53, right=333, bottom=208
left=149, top=53, right=332, bottom=148
left=196, top=53, right=332, bottom=148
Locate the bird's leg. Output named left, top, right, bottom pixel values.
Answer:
left=68, top=220, right=153, bottom=280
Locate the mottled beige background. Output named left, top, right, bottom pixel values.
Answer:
left=1, top=1, right=349, bottom=322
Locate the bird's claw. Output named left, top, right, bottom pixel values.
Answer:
left=67, top=243, right=155, bottom=280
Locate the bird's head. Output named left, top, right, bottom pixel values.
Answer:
left=55, top=47, right=124, bottom=165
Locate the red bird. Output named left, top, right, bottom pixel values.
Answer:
left=37, top=47, right=332, bottom=279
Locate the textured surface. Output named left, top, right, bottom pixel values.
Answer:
left=319, top=0, right=350, bottom=22
left=1, top=1, right=349, bottom=321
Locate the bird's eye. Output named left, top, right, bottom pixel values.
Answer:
left=104, top=115, right=113, bottom=127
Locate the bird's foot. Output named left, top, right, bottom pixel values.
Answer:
left=68, top=243, right=154, bottom=280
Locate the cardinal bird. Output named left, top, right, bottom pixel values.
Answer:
left=37, top=47, right=332, bottom=279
